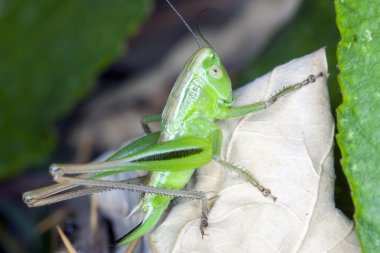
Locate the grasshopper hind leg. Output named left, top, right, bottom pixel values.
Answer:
left=51, top=176, right=213, bottom=244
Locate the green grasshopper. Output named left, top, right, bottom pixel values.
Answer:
left=22, top=0, right=323, bottom=246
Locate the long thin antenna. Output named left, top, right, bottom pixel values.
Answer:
left=196, top=9, right=215, bottom=50
left=166, top=0, right=201, bottom=48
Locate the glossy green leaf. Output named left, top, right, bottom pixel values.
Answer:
left=0, top=0, right=152, bottom=178
left=335, top=0, right=380, bottom=252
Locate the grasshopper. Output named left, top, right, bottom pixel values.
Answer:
left=22, top=0, right=323, bottom=246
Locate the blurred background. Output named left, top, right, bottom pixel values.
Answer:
left=0, top=0, right=351, bottom=252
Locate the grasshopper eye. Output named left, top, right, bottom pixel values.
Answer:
left=209, top=65, right=223, bottom=79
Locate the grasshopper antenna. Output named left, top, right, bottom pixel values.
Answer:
left=196, top=9, right=217, bottom=50
left=166, top=0, right=201, bottom=48
left=196, top=23, right=212, bottom=50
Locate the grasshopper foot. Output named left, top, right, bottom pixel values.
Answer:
left=200, top=208, right=209, bottom=239
left=258, top=185, right=277, bottom=202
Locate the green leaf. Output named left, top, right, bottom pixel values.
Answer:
left=335, top=0, right=380, bottom=252
left=0, top=0, right=152, bottom=179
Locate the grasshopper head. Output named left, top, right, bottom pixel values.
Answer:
left=187, top=47, right=233, bottom=105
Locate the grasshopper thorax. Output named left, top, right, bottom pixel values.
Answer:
left=160, top=47, right=233, bottom=141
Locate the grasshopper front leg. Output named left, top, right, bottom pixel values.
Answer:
left=217, top=73, right=324, bottom=119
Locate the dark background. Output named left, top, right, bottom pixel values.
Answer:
left=0, top=1, right=351, bottom=252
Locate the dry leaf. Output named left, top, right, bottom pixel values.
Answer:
left=149, top=49, right=361, bottom=253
